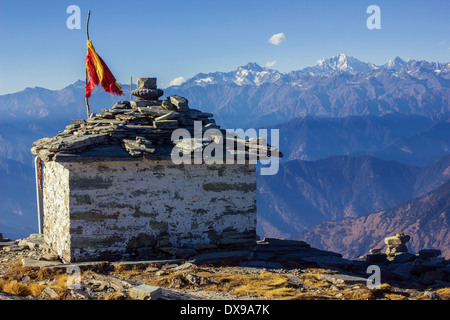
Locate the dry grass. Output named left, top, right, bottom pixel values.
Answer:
left=2, top=259, right=447, bottom=300
left=435, top=287, right=450, bottom=300
left=29, top=282, right=46, bottom=296
left=213, top=270, right=298, bottom=298
left=0, top=263, right=80, bottom=298
left=142, top=267, right=300, bottom=299
left=0, top=280, right=31, bottom=296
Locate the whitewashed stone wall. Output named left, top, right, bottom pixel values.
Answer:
left=43, top=159, right=257, bottom=263
left=42, top=161, right=71, bottom=262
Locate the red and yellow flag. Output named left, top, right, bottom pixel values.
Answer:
left=85, top=40, right=123, bottom=98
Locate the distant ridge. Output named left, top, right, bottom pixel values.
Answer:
left=298, top=180, right=450, bottom=259
left=257, top=154, right=450, bottom=240
left=164, top=54, right=450, bottom=128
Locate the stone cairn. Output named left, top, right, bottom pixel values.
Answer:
left=31, top=77, right=282, bottom=163
left=384, top=231, right=411, bottom=260
left=365, top=231, right=444, bottom=265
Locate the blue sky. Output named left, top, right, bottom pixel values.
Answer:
left=0, top=0, right=449, bottom=94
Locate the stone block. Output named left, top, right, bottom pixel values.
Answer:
left=384, top=233, right=410, bottom=245
left=384, top=236, right=403, bottom=246
left=154, top=111, right=179, bottom=121
left=132, top=88, right=164, bottom=100
left=319, top=273, right=367, bottom=285
left=21, top=258, right=62, bottom=268
left=389, top=252, right=416, bottom=263
left=418, top=249, right=442, bottom=259
left=153, top=120, right=178, bottom=129
left=137, top=78, right=157, bottom=89
left=386, top=244, right=408, bottom=256
left=366, top=253, right=387, bottom=263
left=0, top=241, right=16, bottom=248
left=129, top=284, right=162, bottom=300
left=112, top=101, right=131, bottom=109
left=130, top=100, right=162, bottom=109
left=161, top=100, right=174, bottom=110
left=40, top=287, right=59, bottom=299
left=389, top=261, right=415, bottom=280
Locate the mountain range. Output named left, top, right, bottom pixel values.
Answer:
left=257, top=154, right=450, bottom=239
left=269, top=113, right=449, bottom=166
left=0, top=54, right=449, bottom=257
left=166, top=54, right=450, bottom=128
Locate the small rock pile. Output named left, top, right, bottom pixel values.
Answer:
left=360, top=232, right=450, bottom=285
left=1, top=234, right=60, bottom=266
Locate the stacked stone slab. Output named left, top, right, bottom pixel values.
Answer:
left=30, top=78, right=282, bottom=263
left=385, top=232, right=411, bottom=261
left=32, top=77, right=281, bottom=163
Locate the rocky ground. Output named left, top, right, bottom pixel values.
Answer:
left=0, top=234, right=449, bottom=301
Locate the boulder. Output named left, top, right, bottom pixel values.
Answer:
left=319, top=273, right=368, bottom=286
left=386, top=244, right=408, bottom=255
left=366, top=253, right=387, bottom=263
left=420, top=270, right=449, bottom=284
left=418, top=249, right=442, bottom=260
left=129, top=284, right=162, bottom=300
left=390, top=252, right=416, bottom=263
left=384, top=234, right=410, bottom=246
left=388, top=261, right=415, bottom=280
left=40, top=287, right=59, bottom=299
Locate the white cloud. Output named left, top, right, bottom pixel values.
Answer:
left=169, top=76, right=186, bottom=86
left=265, top=60, right=277, bottom=68
left=268, top=33, right=286, bottom=46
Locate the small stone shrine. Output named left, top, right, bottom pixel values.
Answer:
left=31, top=77, right=281, bottom=263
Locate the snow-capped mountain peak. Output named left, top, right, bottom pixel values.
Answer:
left=311, top=54, right=377, bottom=74
left=183, top=62, right=283, bottom=87
left=384, top=56, right=408, bottom=71
left=172, top=55, right=448, bottom=89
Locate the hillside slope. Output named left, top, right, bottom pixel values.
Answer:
left=299, top=180, right=450, bottom=259
left=257, top=155, right=450, bottom=239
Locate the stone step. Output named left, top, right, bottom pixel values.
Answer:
left=129, top=284, right=162, bottom=300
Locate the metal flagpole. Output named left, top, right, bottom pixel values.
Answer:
left=85, top=10, right=91, bottom=119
